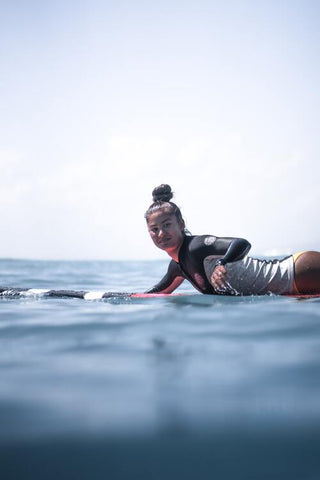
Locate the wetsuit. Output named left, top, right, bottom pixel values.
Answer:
left=145, top=235, right=251, bottom=294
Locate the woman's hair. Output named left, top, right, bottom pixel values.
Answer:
left=144, top=184, right=184, bottom=223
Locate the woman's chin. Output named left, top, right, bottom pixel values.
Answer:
left=155, top=242, right=171, bottom=252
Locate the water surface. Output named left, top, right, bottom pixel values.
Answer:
left=1, top=259, right=320, bottom=479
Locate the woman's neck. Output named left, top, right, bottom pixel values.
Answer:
left=168, top=251, right=179, bottom=262
left=166, top=235, right=185, bottom=262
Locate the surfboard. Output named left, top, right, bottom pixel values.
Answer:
left=284, top=293, right=320, bottom=300
left=0, top=287, right=319, bottom=300
left=0, top=287, right=186, bottom=300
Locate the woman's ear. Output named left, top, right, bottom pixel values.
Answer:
left=180, top=219, right=185, bottom=231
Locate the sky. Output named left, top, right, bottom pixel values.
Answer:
left=1, top=0, right=320, bottom=260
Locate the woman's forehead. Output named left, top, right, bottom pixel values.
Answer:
left=147, top=211, right=173, bottom=225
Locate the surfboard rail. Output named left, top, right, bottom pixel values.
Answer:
left=0, top=287, right=187, bottom=300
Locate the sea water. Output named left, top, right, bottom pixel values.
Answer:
left=1, top=258, right=320, bottom=479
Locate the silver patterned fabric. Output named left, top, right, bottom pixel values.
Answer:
left=204, top=255, right=295, bottom=295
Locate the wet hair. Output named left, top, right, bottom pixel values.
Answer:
left=144, top=184, right=184, bottom=223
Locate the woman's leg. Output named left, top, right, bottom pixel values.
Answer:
left=294, top=251, right=320, bottom=294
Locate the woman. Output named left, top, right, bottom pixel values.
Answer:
left=145, top=184, right=320, bottom=296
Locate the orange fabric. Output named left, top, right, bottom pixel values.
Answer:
left=293, top=251, right=306, bottom=263
left=292, top=251, right=306, bottom=294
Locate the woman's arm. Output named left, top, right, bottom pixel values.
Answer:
left=145, top=260, right=185, bottom=294
left=213, top=237, right=251, bottom=266
left=209, top=237, right=251, bottom=291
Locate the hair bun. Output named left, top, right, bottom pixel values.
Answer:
left=152, top=184, right=173, bottom=203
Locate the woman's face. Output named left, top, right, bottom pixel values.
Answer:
left=147, top=211, right=185, bottom=255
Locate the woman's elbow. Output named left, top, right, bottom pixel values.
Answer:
left=241, top=238, right=251, bottom=254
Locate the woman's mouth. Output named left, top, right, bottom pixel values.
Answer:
left=158, top=237, right=171, bottom=245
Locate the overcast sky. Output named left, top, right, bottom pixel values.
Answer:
left=1, top=0, right=319, bottom=260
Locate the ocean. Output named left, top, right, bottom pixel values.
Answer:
left=1, top=258, right=320, bottom=479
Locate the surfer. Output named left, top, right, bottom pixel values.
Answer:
left=145, top=184, right=320, bottom=296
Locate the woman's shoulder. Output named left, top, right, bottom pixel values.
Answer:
left=186, top=234, right=217, bottom=250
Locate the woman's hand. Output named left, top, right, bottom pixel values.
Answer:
left=210, top=264, right=227, bottom=292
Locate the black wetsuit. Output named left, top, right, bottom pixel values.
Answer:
left=146, top=235, right=251, bottom=294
